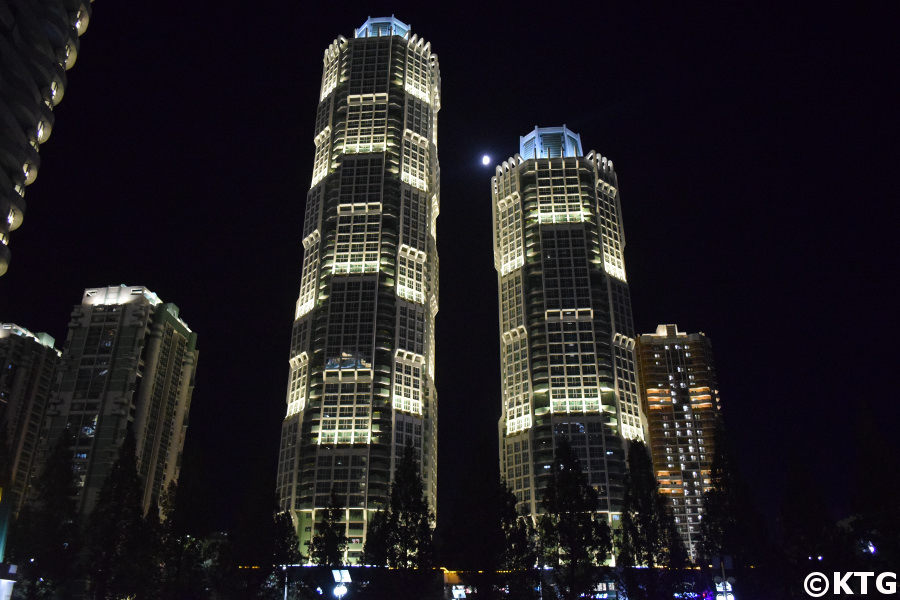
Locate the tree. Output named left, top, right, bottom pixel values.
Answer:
left=698, top=419, right=769, bottom=599
left=362, top=507, right=391, bottom=567
left=155, top=481, right=208, bottom=599
left=6, top=429, right=81, bottom=597
left=498, top=481, right=538, bottom=599
left=617, top=440, right=686, bottom=600
left=618, top=439, right=682, bottom=569
left=698, top=419, right=767, bottom=568
left=499, top=481, right=537, bottom=571
left=363, top=445, right=434, bottom=569
left=309, top=493, right=344, bottom=566
left=848, top=404, right=900, bottom=571
left=86, top=427, right=159, bottom=599
left=539, top=438, right=611, bottom=600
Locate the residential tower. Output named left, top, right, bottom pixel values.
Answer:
left=276, top=17, right=440, bottom=563
left=492, top=126, right=643, bottom=523
left=40, top=285, right=198, bottom=517
left=635, top=324, right=720, bottom=561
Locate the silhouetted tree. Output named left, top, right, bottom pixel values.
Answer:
left=500, top=481, right=537, bottom=571
left=155, top=481, right=207, bottom=599
left=848, top=404, right=900, bottom=570
left=363, top=445, right=434, bottom=569
left=309, top=493, right=345, bottom=566
left=618, top=440, right=686, bottom=600
left=779, top=461, right=832, bottom=564
left=86, top=427, right=158, bottom=599
left=273, top=509, right=302, bottom=566
left=699, top=419, right=767, bottom=569
left=362, top=507, right=390, bottom=567
left=498, top=481, right=538, bottom=599
left=6, top=429, right=81, bottom=597
left=698, top=419, right=769, bottom=599
left=619, top=440, right=683, bottom=568
left=539, top=438, right=611, bottom=600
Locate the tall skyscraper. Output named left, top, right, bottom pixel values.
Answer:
left=0, top=324, right=60, bottom=517
left=492, top=126, right=643, bottom=523
left=635, top=324, right=720, bottom=561
left=40, top=285, right=198, bottom=517
left=276, top=17, right=440, bottom=563
left=0, top=0, right=94, bottom=275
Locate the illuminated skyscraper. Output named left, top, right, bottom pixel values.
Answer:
left=0, top=0, right=93, bottom=275
left=276, top=17, right=439, bottom=563
left=492, top=127, right=643, bottom=523
left=636, top=324, right=720, bottom=561
left=40, top=285, right=198, bottom=517
left=0, top=324, right=60, bottom=517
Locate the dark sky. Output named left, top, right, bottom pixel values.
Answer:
left=1, top=1, right=898, bottom=557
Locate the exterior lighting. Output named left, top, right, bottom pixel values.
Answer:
left=492, top=126, right=642, bottom=519
left=277, top=16, right=440, bottom=563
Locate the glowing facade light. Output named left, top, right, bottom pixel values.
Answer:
left=492, top=126, right=643, bottom=521
left=277, top=17, right=440, bottom=565
left=0, top=0, right=94, bottom=276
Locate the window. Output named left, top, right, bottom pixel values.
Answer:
left=348, top=38, right=390, bottom=95
left=397, top=302, right=426, bottom=355
left=344, top=98, right=388, bottom=153
left=393, top=357, right=423, bottom=414
left=325, top=280, right=376, bottom=370
left=402, top=136, right=429, bottom=191
left=333, top=210, right=381, bottom=274
left=397, top=254, right=425, bottom=304
left=401, top=188, right=428, bottom=251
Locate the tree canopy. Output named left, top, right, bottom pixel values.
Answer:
left=86, top=426, right=159, bottom=599
left=6, top=429, right=81, bottom=596
left=309, top=493, right=346, bottom=566
left=618, top=439, right=684, bottom=569
left=363, top=445, right=434, bottom=569
left=539, top=438, right=611, bottom=600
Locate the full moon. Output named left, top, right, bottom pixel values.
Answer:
left=481, top=155, right=491, bottom=165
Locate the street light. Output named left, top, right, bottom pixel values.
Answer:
left=714, top=576, right=736, bottom=600
left=332, top=569, right=351, bottom=599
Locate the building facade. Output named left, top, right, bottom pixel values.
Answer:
left=276, top=17, right=440, bottom=563
left=0, top=0, right=94, bottom=275
left=40, top=285, right=198, bottom=517
left=635, top=324, right=720, bottom=561
left=0, top=324, right=60, bottom=517
left=492, top=126, right=643, bottom=523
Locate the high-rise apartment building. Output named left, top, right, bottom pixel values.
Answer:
left=492, top=126, right=643, bottom=522
left=40, top=285, right=198, bottom=517
left=0, top=0, right=94, bottom=275
left=0, top=324, right=60, bottom=517
left=635, top=324, right=720, bottom=561
left=276, top=17, right=440, bottom=562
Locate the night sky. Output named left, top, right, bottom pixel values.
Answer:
left=1, top=1, right=897, bottom=558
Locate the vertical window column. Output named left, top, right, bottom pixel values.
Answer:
left=396, top=248, right=425, bottom=304
left=401, top=133, right=429, bottom=192
left=286, top=352, right=309, bottom=417
left=392, top=354, right=423, bottom=415
left=333, top=206, right=382, bottom=274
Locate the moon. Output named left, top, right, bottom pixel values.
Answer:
left=481, top=155, right=491, bottom=166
